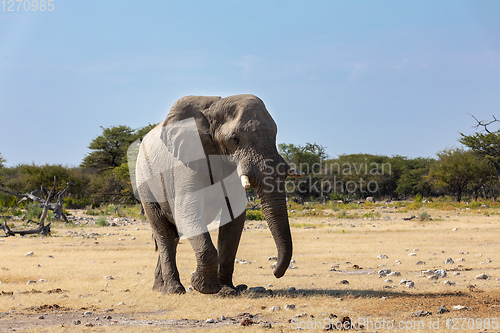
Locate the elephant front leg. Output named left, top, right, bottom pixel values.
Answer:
left=217, top=211, right=246, bottom=296
left=188, top=232, right=221, bottom=294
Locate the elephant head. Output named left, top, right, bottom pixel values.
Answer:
left=166, top=94, right=293, bottom=278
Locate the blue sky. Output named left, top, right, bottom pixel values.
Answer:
left=1, top=1, right=499, bottom=167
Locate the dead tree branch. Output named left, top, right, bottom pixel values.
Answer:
left=0, top=177, right=56, bottom=237
left=0, top=181, right=71, bottom=222
left=468, top=113, right=500, bottom=134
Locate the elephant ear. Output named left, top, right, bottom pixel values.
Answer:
left=164, top=96, right=222, bottom=156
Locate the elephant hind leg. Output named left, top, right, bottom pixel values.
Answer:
left=145, top=202, right=185, bottom=294
left=189, top=232, right=221, bottom=294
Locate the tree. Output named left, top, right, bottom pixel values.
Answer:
left=429, top=148, right=478, bottom=202
left=0, top=153, right=5, bottom=169
left=460, top=131, right=500, bottom=182
left=278, top=143, right=328, bottom=201
left=81, top=125, right=136, bottom=172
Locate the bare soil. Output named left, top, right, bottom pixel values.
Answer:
left=1, top=206, right=499, bottom=332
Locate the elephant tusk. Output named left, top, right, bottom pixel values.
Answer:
left=240, top=175, right=251, bottom=188
left=288, top=169, right=305, bottom=178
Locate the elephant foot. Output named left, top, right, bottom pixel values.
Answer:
left=191, top=270, right=221, bottom=294
left=153, top=278, right=185, bottom=294
left=217, top=284, right=241, bottom=297
left=162, top=283, right=186, bottom=294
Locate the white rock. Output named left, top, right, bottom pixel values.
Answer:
left=205, top=318, right=214, bottom=323
left=444, top=280, right=455, bottom=286
left=435, top=269, right=447, bottom=278
left=408, top=253, right=417, bottom=256
left=378, top=268, right=391, bottom=277
left=395, top=260, right=402, bottom=264
left=388, top=271, right=401, bottom=277
left=399, top=279, right=409, bottom=285
left=377, top=254, right=389, bottom=259
left=284, top=304, right=295, bottom=310
left=445, top=258, right=454, bottom=264
left=452, top=305, right=469, bottom=311
left=406, top=281, right=415, bottom=288
left=26, top=280, right=36, bottom=285
left=475, top=274, right=488, bottom=280
left=269, top=306, right=281, bottom=312
left=25, top=251, right=34, bottom=257
left=422, top=269, right=434, bottom=276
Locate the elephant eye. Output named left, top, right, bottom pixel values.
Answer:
left=230, top=133, right=239, bottom=145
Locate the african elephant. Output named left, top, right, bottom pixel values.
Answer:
left=133, top=94, right=295, bottom=296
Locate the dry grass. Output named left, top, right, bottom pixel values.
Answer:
left=1, top=207, right=499, bottom=332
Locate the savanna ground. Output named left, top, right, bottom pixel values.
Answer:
left=1, top=201, right=499, bottom=332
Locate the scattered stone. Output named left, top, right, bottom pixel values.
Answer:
left=83, top=311, right=92, bottom=315
left=452, top=305, right=469, bottom=311
left=399, top=279, right=409, bottom=285
left=288, top=287, right=296, bottom=292
left=384, top=279, right=393, bottom=283
left=444, top=280, right=455, bottom=286
left=408, top=253, right=417, bottom=256
left=456, top=258, right=465, bottom=262
left=38, top=315, right=44, bottom=319
left=339, top=280, right=349, bottom=285
left=261, top=322, right=272, bottom=328
left=249, top=286, right=267, bottom=293
left=437, top=305, right=450, bottom=314
left=378, top=268, right=391, bottom=277
left=395, top=259, right=402, bottom=264
left=73, top=320, right=81, bottom=325
left=435, top=269, right=447, bottom=278
left=428, top=275, right=438, bottom=280
left=25, top=251, right=34, bottom=257
left=235, top=259, right=252, bottom=264
left=414, top=248, right=419, bottom=251
left=377, top=254, right=389, bottom=259
left=388, top=271, right=401, bottom=277
left=27, top=280, right=36, bottom=285
left=445, top=258, right=454, bottom=264
left=269, top=306, right=281, bottom=312
left=205, top=318, right=214, bottom=323
left=220, top=315, right=226, bottom=320
left=285, top=304, right=296, bottom=310
left=422, top=269, right=435, bottom=276
left=268, top=256, right=277, bottom=261
left=416, top=261, right=426, bottom=265
left=406, top=281, right=415, bottom=288
left=241, top=318, right=253, bottom=326
left=381, top=296, right=387, bottom=300
left=475, top=274, right=488, bottom=280
left=187, top=286, right=193, bottom=292
left=105, top=276, right=115, bottom=280
left=412, top=310, right=431, bottom=317
left=117, top=302, right=125, bottom=306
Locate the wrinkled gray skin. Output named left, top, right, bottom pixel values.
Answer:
left=138, top=94, right=292, bottom=296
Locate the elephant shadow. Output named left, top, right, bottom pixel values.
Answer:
left=242, top=287, right=469, bottom=300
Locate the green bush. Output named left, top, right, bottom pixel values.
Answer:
left=246, top=209, right=265, bottom=221
left=337, top=210, right=348, bottom=218
left=418, top=210, right=430, bottom=221
left=414, top=193, right=423, bottom=203
left=97, top=215, right=108, bottom=226
left=26, top=203, right=43, bottom=221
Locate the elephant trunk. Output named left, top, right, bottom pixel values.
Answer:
left=258, top=183, right=292, bottom=278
